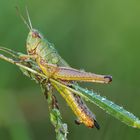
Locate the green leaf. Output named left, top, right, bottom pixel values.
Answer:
left=72, top=84, right=140, bottom=128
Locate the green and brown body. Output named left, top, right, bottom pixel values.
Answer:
left=25, top=29, right=112, bottom=129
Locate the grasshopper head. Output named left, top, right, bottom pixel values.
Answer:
left=16, top=7, right=43, bottom=56
left=26, top=29, right=43, bottom=55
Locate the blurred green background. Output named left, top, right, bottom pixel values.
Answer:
left=0, top=0, right=140, bottom=140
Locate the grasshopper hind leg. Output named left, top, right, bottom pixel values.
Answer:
left=75, top=119, right=100, bottom=129
left=94, top=120, right=100, bottom=130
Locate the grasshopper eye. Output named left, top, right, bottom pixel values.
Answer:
left=32, top=31, right=41, bottom=38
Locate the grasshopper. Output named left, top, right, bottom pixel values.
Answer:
left=17, top=8, right=112, bottom=129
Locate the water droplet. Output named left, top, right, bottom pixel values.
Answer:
left=84, top=88, right=89, bottom=94
left=102, top=97, right=106, bottom=101
left=109, top=101, right=114, bottom=106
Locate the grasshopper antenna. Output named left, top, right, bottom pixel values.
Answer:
left=25, top=6, right=33, bottom=30
left=15, top=6, right=31, bottom=30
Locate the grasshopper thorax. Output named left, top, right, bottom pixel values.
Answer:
left=26, top=29, right=43, bottom=55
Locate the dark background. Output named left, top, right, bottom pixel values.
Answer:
left=0, top=0, right=140, bottom=140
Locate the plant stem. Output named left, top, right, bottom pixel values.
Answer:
left=0, top=52, right=68, bottom=139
